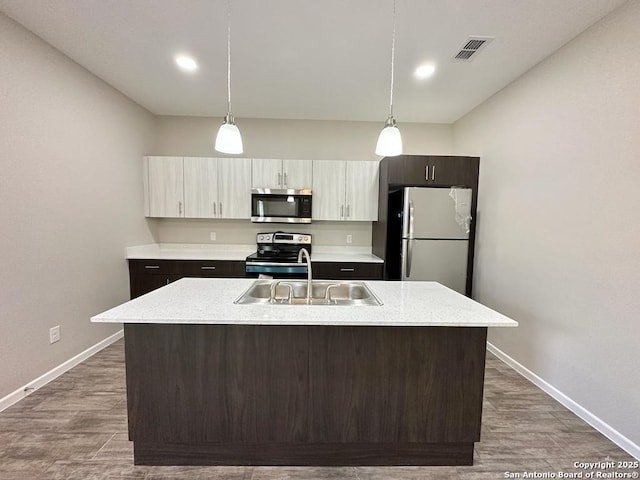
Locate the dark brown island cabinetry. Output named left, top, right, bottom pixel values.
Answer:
left=312, top=261, right=383, bottom=280
left=373, top=155, right=480, bottom=295
left=128, top=259, right=246, bottom=298
left=125, top=323, right=486, bottom=466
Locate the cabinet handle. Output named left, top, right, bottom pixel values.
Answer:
left=278, top=172, right=282, bottom=186
left=166, top=278, right=170, bottom=285
left=213, top=202, right=217, bottom=216
left=200, top=266, right=217, bottom=270
left=219, top=202, right=223, bottom=216
left=178, top=201, right=182, bottom=215
left=346, top=205, right=350, bottom=217
left=431, top=165, right=436, bottom=181
left=340, top=205, right=344, bottom=218
left=144, top=265, right=160, bottom=269
left=425, top=165, right=429, bottom=181
left=340, top=268, right=355, bottom=272
left=283, top=172, right=288, bottom=188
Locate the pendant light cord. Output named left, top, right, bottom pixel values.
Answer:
left=388, top=0, right=396, bottom=118
left=226, top=0, right=232, bottom=114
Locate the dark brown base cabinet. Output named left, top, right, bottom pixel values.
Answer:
left=128, top=259, right=246, bottom=298
left=124, top=323, right=487, bottom=466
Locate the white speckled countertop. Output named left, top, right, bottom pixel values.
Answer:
left=91, top=278, right=518, bottom=328
left=126, top=244, right=383, bottom=263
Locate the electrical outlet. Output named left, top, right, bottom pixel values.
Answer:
left=346, top=234, right=353, bottom=244
left=210, top=232, right=216, bottom=241
left=49, top=325, right=61, bottom=344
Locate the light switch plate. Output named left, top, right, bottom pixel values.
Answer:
left=49, top=325, right=61, bottom=344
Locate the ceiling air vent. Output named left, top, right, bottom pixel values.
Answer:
left=453, top=36, right=494, bottom=61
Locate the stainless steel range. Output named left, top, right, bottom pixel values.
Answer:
left=245, top=232, right=312, bottom=278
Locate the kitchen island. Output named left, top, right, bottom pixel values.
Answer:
left=92, top=278, right=517, bottom=466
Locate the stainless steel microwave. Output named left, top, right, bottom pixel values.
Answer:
left=251, top=189, right=312, bottom=223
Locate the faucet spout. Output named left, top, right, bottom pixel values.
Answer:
left=297, top=248, right=312, bottom=304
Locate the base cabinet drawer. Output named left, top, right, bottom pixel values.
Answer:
left=176, top=260, right=246, bottom=277
left=312, top=262, right=383, bottom=280
left=128, top=259, right=246, bottom=299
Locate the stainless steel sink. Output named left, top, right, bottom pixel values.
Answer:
left=234, top=280, right=383, bottom=306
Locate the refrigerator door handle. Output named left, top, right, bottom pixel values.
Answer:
left=408, top=200, right=415, bottom=240
left=406, top=239, right=413, bottom=278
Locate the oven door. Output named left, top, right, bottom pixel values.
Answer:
left=245, top=261, right=308, bottom=279
left=251, top=189, right=312, bottom=223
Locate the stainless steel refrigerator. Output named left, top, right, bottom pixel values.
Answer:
left=387, top=187, right=472, bottom=294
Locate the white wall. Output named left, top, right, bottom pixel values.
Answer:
left=0, top=13, right=156, bottom=399
left=151, top=116, right=453, bottom=245
left=453, top=0, right=640, bottom=448
left=152, top=116, right=453, bottom=160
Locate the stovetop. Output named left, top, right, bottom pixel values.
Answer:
left=247, top=231, right=312, bottom=264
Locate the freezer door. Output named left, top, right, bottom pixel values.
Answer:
left=402, top=239, right=469, bottom=294
left=403, top=187, right=471, bottom=239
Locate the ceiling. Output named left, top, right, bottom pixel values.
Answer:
left=0, top=0, right=627, bottom=123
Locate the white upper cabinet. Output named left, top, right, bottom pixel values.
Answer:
left=217, top=157, right=252, bottom=218
left=252, top=159, right=312, bottom=189
left=282, top=160, right=312, bottom=189
left=183, top=157, right=218, bottom=218
left=312, top=160, right=379, bottom=221
left=146, top=156, right=251, bottom=219
left=345, top=160, right=379, bottom=221
left=312, top=160, right=346, bottom=220
left=251, top=158, right=281, bottom=189
left=145, top=156, right=184, bottom=218
left=144, top=156, right=376, bottom=221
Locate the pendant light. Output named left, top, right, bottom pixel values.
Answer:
left=375, top=0, right=403, bottom=157
left=215, top=0, right=243, bottom=154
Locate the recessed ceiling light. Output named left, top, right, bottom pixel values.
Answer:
left=175, top=55, right=198, bottom=72
left=414, top=64, right=436, bottom=79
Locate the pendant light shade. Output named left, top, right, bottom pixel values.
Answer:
left=375, top=115, right=403, bottom=156
left=215, top=0, right=243, bottom=154
left=215, top=113, right=243, bottom=154
left=376, top=0, right=402, bottom=157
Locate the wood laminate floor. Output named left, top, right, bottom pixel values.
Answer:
left=0, top=339, right=637, bottom=479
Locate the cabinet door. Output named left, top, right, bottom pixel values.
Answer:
left=282, top=160, right=312, bottom=189
left=345, top=160, right=379, bottom=221
left=428, top=156, right=475, bottom=186
left=183, top=157, right=218, bottom=218
left=147, top=156, right=184, bottom=217
left=312, top=160, right=346, bottom=220
left=252, top=158, right=283, bottom=189
left=387, top=155, right=430, bottom=186
left=218, top=157, right=252, bottom=219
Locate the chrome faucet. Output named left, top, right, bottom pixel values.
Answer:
left=269, top=281, right=293, bottom=303
left=297, top=247, right=312, bottom=304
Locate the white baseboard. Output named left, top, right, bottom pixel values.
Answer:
left=0, top=329, right=124, bottom=412
left=487, top=342, right=640, bottom=461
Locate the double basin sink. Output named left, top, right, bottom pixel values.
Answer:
left=234, top=280, right=383, bottom=306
